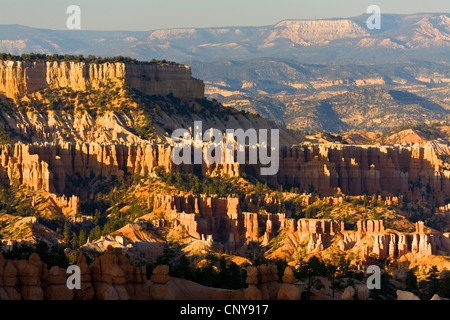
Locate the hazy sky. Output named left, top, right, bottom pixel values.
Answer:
left=1, top=0, right=449, bottom=31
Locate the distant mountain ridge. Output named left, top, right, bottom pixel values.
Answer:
left=1, top=13, right=450, bottom=63
left=283, top=87, right=450, bottom=133
left=188, top=58, right=450, bottom=95
left=188, top=58, right=450, bottom=132
left=216, top=87, right=450, bottom=133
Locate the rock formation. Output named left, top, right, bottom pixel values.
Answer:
left=151, top=191, right=450, bottom=261
left=396, top=289, right=421, bottom=300
left=2, top=142, right=449, bottom=217
left=89, top=246, right=149, bottom=300
left=0, top=60, right=204, bottom=99
left=341, top=286, right=355, bottom=300
left=149, top=264, right=174, bottom=300
left=44, top=266, right=73, bottom=300
left=74, top=252, right=95, bottom=300
left=244, top=266, right=262, bottom=300
left=355, top=284, right=370, bottom=300
left=277, top=267, right=301, bottom=300
left=0, top=247, right=152, bottom=300
left=261, top=144, right=450, bottom=204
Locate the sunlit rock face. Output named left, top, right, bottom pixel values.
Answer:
left=0, top=60, right=204, bottom=100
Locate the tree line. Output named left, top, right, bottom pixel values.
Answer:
left=0, top=52, right=179, bottom=66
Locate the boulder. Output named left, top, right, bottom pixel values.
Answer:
left=430, top=294, right=449, bottom=300
left=281, top=267, right=295, bottom=284
left=44, top=266, right=73, bottom=300
left=356, top=284, right=370, bottom=300
left=245, top=285, right=262, bottom=300
left=277, top=283, right=300, bottom=300
left=341, top=286, right=355, bottom=300
left=396, top=290, right=420, bottom=300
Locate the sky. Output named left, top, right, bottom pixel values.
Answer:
left=0, top=0, right=449, bottom=31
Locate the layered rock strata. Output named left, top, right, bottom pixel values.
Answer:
left=0, top=247, right=148, bottom=300
left=0, top=60, right=204, bottom=99
left=1, top=142, right=449, bottom=204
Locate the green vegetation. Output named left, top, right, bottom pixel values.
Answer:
left=134, top=113, right=155, bottom=140
left=379, top=121, right=446, bottom=142
left=0, top=52, right=180, bottom=66
left=147, top=245, right=247, bottom=289
left=0, top=128, right=12, bottom=144
left=1, top=239, right=69, bottom=268
left=11, top=83, right=157, bottom=141
left=320, top=131, right=346, bottom=144
left=0, top=182, right=35, bottom=217
left=417, top=265, right=450, bottom=300
left=155, top=167, right=240, bottom=197
left=437, top=154, right=450, bottom=164
left=33, top=173, right=151, bottom=249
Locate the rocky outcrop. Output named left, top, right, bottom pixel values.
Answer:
left=268, top=20, right=369, bottom=46
left=0, top=248, right=253, bottom=300
left=44, top=266, right=73, bottom=300
left=396, top=289, right=420, bottom=300
left=260, top=144, right=450, bottom=204
left=244, top=264, right=280, bottom=300
left=0, top=247, right=150, bottom=300
left=341, top=286, right=355, bottom=300
left=0, top=60, right=204, bottom=99
left=151, top=192, right=450, bottom=260
left=277, top=267, right=300, bottom=300
left=89, top=247, right=150, bottom=300
left=2, top=141, right=450, bottom=204
left=0, top=253, right=46, bottom=300
left=1, top=140, right=449, bottom=265
left=299, top=218, right=448, bottom=260
left=152, top=194, right=291, bottom=248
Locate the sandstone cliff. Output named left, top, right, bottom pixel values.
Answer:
left=261, top=144, right=450, bottom=204
left=0, top=60, right=204, bottom=99
left=1, top=142, right=449, bottom=206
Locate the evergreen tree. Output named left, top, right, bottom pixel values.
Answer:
left=63, top=223, right=70, bottom=246
left=406, top=269, right=418, bottom=291
left=425, top=265, right=441, bottom=297
left=228, top=261, right=243, bottom=289
left=71, top=232, right=78, bottom=249
left=79, top=229, right=87, bottom=247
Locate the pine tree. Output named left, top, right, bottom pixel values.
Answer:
left=63, top=223, right=70, bottom=246
left=93, top=209, right=101, bottom=225
left=71, top=232, right=78, bottom=249
left=79, top=229, right=87, bottom=247
left=89, top=225, right=101, bottom=241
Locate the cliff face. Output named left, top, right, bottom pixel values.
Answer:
left=267, top=20, right=369, bottom=46
left=260, top=144, right=450, bottom=204
left=0, top=60, right=204, bottom=99
left=1, top=142, right=449, bottom=204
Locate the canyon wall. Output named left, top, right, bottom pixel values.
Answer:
left=1, top=142, right=450, bottom=205
left=0, top=60, right=204, bottom=99
left=260, top=144, right=450, bottom=204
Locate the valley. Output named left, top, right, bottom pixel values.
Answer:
left=0, top=54, right=449, bottom=300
